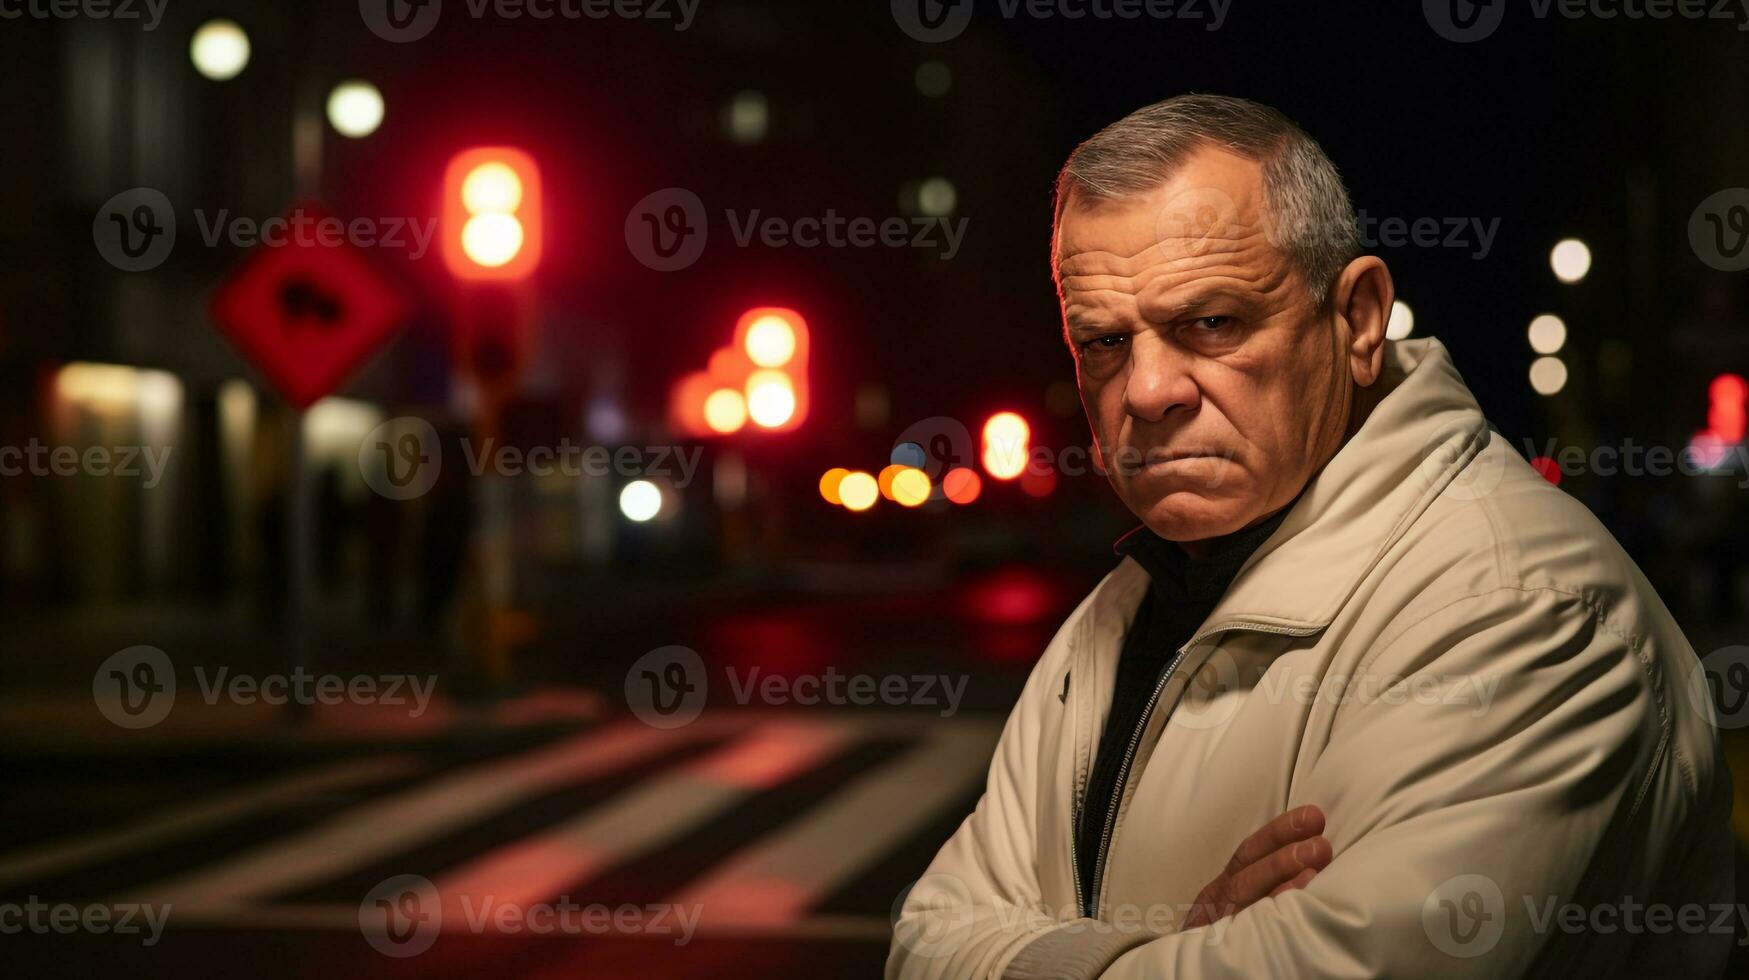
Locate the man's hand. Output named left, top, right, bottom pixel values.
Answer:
left=1182, top=804, right=1330, bottom=930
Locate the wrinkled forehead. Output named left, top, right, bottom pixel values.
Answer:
left=1052, top=196, right=1290, bottom=313
left=1052, top=149, right=1283, bottom=288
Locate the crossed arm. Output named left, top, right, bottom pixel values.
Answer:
left=889, top=587, right=1693, bottom=979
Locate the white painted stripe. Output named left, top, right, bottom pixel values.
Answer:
left=119, top=718, right=742, bottom=906
left=672, top=719, right=999, bottom=928
left=0, top=756, right=418, bottom=889
left=433, top=718, right=861, bottom=911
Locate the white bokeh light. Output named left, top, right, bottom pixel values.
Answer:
left=1550, top=238, right=1592, bottom=284
left=1527, top=314, right=1567, bottom=355
left=619, top=480, right=662, bottom=522
left=327, top=80, right=385, bottom=139
left=190, top=20, right=251, bottom=81
left=1530, top=356, right=1569, bottom=396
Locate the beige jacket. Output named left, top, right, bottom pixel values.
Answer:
left=889, top=338, right=1734, bottom=979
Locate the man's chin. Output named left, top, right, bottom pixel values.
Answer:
left=1126, top=490, right=1253, bottom=544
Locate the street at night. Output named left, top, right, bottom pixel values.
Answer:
left=7, top=1, right=1749, bottom=977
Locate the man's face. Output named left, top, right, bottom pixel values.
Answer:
left=1055, top=145, right=1354, bottom=545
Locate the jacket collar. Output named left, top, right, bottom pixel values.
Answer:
left=1080, top=338, right=1491, bottom=652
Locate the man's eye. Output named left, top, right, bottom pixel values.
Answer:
left=1192, top=316, right=1233, bottom=330
left=1079, top=334, right=1128, bottom=353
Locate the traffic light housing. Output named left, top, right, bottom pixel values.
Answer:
left=442, top=147, right=542, bottom=282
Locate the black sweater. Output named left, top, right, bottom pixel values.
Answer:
left=1074, top=508, right=1291, bottom=914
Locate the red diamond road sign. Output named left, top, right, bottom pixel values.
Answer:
left=208, top=202, right=412, bottom=409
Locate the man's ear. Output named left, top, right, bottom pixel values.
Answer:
left=1329, top=255, right=1393, bottom=387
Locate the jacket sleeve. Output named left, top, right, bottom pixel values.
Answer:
left=1001, top=585, right=1707, bottom=979
left=886, top=620, right=1079, bottom=979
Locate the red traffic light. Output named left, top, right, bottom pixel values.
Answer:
left=442, top=147, right=542, bottom=281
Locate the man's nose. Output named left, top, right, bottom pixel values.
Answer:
left=1122, top=335, right=1200, bottom=422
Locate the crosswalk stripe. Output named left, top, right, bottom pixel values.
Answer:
left=672, top=718, right=998, bottom=928
left=433, top=718, right=864, bottom=912
left=118, top=717, right=744, bottom=907
left=0, top=756, right=419, bottom=890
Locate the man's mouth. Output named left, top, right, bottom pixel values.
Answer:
left=1110, top=447, right=1229, bottom=477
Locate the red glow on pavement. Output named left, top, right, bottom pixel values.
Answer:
left=963, top=567, right=1059, bottom=626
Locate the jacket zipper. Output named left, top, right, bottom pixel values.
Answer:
left=1075, top=619, right=1322, bottom=919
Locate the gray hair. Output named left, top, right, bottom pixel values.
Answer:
left=1053, top=94, right=1359, bottom=307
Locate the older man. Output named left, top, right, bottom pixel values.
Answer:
left=889, top=95, right=1734, bottom=978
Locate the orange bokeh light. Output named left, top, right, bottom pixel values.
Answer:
left=943, top=467, right=982, bottom=504
left=819, top=467, right=850, bottom=505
